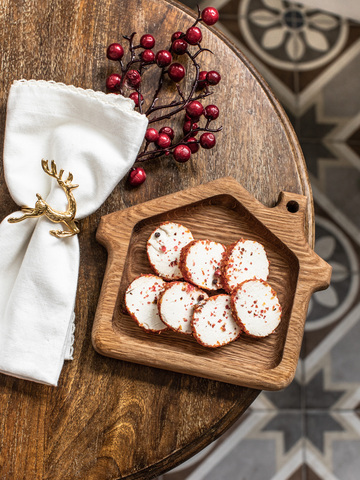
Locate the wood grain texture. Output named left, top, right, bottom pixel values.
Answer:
left=93, top=178, right=331, bottom=391
left=0, top=0, right=316, bottom=478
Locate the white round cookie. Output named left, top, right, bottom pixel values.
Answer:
left=192, top=294, right=242, bottom=348
left=158, top=282, right=208, bottom=335
left=180, top=239, right=226, bottom=290
left=222, top=239, right=269, bottom=293
left=125, top=274, right=167, bottom=332
left=231, top=279, right=282, bottom=337
left=147, top=222, right=194, bottom=280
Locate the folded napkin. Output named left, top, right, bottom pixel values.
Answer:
left=0, top=80, right=148, bottom=386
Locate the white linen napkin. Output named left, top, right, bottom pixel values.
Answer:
left=0, top=79, right=148, bottom=386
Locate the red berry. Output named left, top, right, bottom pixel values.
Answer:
left=159, top=126, right=174, bottom=140
left=185, top=26, right=202, bottom=45
left=156, top=133, right=171, bottom=149
left=206, top=70, right=221, bottom=85
left=168, top=63, right=186, bottom=82
left=186, top=100, right=204, bottom=118
left=197, top=71, right=208, bottom=89
left=183, top=120, right=199, bottom=135
left=185, top=113, right=200, bottom=122
left=173, top=145, right=191, bottom=163
left=171, top=31, right=184, bottom=41
left=107, top=43, right=124, bottom=61
left=200, top=132, right=216, bottom=149
left=201, top=7, right=219, bottom=25
left=106, top=73, right=122, bottom=91
left=129, top=167, right=146, bottom=186
left=141, top=49, right=155, bottom=63
left=204, top=105, right=219, bottom=120
left=126, top=70, right=141, bottom=88
left=187, top=137, right=199, bottom=153
left=172, top=38, right=187, bottom=55
left=156, top=50, right=172, bottom=67
left=145, top=128, right=159, bottom=143
left=129, top=92, right=144, bottom=106
left=140, top=34, right=155, bottom=49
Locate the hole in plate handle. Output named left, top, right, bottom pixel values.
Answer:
left=286, top=200, right=300, bottom=213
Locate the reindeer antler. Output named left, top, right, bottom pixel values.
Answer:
left=41, top=159, right=77, bottom=188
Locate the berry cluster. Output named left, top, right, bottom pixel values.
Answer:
left=105, top=6, right=222, bottom=186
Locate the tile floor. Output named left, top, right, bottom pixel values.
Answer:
left=159, top=1, right=360, bottom=479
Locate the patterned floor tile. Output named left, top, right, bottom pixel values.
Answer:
left=305, top=369, right=346, bottom=410
left=161, top=409, right=306, bottom=480
left=304, top=411, right=360, bottom=480
left=305, top=206, right=360, bottom=337
left=218, top=0, right=300, bottom=95
left=302, top=204, right=360, bottom=413
left=260, top=377, right=304, bottom=410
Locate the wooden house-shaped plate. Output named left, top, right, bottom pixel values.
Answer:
left=92, top=177, right=331, bottom=390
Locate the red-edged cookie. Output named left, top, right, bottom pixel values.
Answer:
left=125, top=274, right=167, bottom=332
left=231, top=279, right=282, bottom=338
left=147, top=222, right=194, bottom=280
left=158, top=281, right=208, bottom=335
left=191, top=294, right=242, bottom=348
left=221, top=239, right=269, bottom=293
left=179, top=239, right=226, bottom=291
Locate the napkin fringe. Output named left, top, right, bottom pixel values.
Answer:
left=67, top=316, right=76, bottom=360
left=13, top=79, right=143, bottom=117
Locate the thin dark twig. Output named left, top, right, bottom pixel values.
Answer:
left=145, top=67, right=166, bottom=115
left=118, top=33, right=137, bottom=94
left=146, top=90, right=212, bottom=116
left=176, top=84, right=186, bottom=102
left=192, top=5, right=202, bottom=27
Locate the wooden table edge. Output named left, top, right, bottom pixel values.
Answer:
left=121, top=388, right=259, bottom=480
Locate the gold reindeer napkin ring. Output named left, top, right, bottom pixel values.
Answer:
left=8, top=159, right=80, bottom=238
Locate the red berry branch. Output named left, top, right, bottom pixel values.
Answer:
left=105, top=6, right=222, bottom=186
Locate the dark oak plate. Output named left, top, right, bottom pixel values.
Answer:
left=92, top=177, right=331, bottom=390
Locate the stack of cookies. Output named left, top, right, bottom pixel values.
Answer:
left=125, top=222, right=282, bottom=348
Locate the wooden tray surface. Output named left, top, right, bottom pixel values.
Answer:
left=92, top=177, right=331, bottom=390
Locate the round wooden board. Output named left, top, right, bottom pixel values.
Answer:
left=0, top=0, right=313, bottom=478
